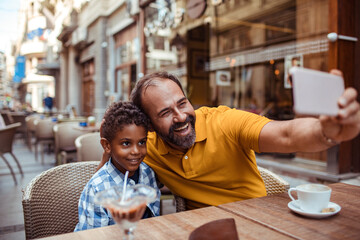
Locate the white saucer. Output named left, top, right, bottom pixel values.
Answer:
left=288, top=200, right=341, bottom=219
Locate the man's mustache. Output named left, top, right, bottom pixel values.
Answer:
left=170, top=115, right=195, bottom=132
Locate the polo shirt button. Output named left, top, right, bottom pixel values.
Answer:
left=184, top=156, right=188, bottom=159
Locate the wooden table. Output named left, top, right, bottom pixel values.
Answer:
left=218, top=183, right=360, bottom=240
left=40, top=183, right=360, bottom=240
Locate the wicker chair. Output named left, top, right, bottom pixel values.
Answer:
left=22, top=161, right=98, bottom=239
left=258, top=166, right=290, bottom=195
left=174, top=166, right=290, bottom=212
left=0, top=122, right=24, bottom=184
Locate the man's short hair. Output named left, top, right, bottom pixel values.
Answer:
left=130, top=71, right=185, bottom=112
left=101, top=101, right=150, bottom=142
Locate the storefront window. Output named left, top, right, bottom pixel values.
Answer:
left=143, top=0, right=334, bottom=162
left=144, top=0, right=178, bottom=73
left=144, top=0, right=329, bottom=113
left=114, top=24, right=139, bottom=100
left=115, top=39, right=138, bottom=66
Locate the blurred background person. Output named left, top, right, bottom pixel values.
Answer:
left=43, top=94, right=54, bottom=115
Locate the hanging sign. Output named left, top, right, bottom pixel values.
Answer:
left=186, top=0, right=207, bottom=19
left=13, top=56, right=26, bottom=83
left=216, top=70, right=231, bottom=86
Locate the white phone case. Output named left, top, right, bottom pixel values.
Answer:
left=291, top=67, right=344, bottom=116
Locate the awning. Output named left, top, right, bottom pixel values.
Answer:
left=22, top=73, right=55, bottom=84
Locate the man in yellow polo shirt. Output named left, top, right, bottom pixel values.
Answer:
left=127, top=71, right=360, bottom=210
left=99, top=71, right=360, bottom=210
left=144, top=105, right=270, bottom=209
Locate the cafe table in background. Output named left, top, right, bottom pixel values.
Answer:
left=56, top=116, right=87, bottom=123
left=72, top=121, right=101, bottom=133
left=38, top=183, right=360, bottom=240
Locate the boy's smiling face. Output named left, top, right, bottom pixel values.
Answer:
left=104, top=124, right=147, bottom=177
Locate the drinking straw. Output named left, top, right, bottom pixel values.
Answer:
left=121, top=171, right=129, bottom=203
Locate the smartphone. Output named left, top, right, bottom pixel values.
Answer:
left=291, top=67, right=344, bottom=116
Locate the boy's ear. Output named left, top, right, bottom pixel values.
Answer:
left=100, top=138, right=111, bottom=153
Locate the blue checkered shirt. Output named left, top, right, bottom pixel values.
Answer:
left=74, top=159, right=161, bottom=231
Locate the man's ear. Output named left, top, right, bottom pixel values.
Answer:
left=100, top=138, right=111, bottom=153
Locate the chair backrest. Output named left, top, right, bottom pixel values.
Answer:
left=34, top=118, right=55, bottom=139
left=0, top=122, right=21, bottom=153
left=11, top=114, right=27, bottom=134
left=258, top=166, right=290, bottom=195
left=1, top=111, right=14, bottom=125
left=25, top=115, right=39, bottom=132
left=53, top=122, right=84, bottom=155
left=174, top=166, right=290, bottom=212
left=22, top=161, right=98, bottom=239
left=75, top=132, right=103, bottom=162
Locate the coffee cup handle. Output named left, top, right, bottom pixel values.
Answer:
left=288, top=188, right=298, bottom=202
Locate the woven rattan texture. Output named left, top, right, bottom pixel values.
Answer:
left=22, top=161, right=98, bottom=239
left=258, top=166, right=290, bottom=195
left=174, top=195, right=186, bottom=213
left=174, top=167, right=290, bottom=212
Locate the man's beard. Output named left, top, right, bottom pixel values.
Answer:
left=156, top=115, right=196, bottom=150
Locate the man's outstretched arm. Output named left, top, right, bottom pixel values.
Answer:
left=259, top=76, right=360, bottom=154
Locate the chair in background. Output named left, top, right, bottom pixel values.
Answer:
left=0, top=122, right=24, bottom=184
left=34, top=118, right=56, bottom=163
left=11, top=113, right=28, bottom=141
left=174, top=166, right=290, bottom=212
left=25, top=115, right=39, bottom=151
left=53, top=123, right=86, bottom=164
left=22, top=161, right=98, bottom=239
left=1, top=111, right=14, bottom=125
left=159, top=186, right=175, bottom=215
left=74, top=132, right=103, bottom=162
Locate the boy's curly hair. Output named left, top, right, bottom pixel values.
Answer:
left=101, top=101, right=150, bottom=142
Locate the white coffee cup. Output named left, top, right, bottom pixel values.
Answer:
left=288, top=184, right=331, bottom=213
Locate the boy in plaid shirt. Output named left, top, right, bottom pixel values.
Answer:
left=75, top=101, right=160, bottom=231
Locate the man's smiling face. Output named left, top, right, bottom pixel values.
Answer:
left=141, top=78, right=196, bottom=151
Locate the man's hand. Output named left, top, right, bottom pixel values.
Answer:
left=96, top=151, right=110, bottom=171
left=96, top=119, right=110, bottom=171
left=259, top=69, right=360, bottom=153
left=319, top=70, right=360, bottom=144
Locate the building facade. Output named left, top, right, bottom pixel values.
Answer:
left=139, top=0, right=360, bottom=177
left=14, top=0, right=57, bottom=112
left=12, top=0, right=360, bottom=177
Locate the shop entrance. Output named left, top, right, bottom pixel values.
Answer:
left=186, top=24, right=210, bottom=108
left=82, top=59, right=95, bottom=116
left=115, top=63, right=137, bottom=101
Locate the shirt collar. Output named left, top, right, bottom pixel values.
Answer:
left=105, top=159, right=126, bottom=185
left=105, top=158, right=147, bottom=185
left=194, top=109, right=207, bottom=142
